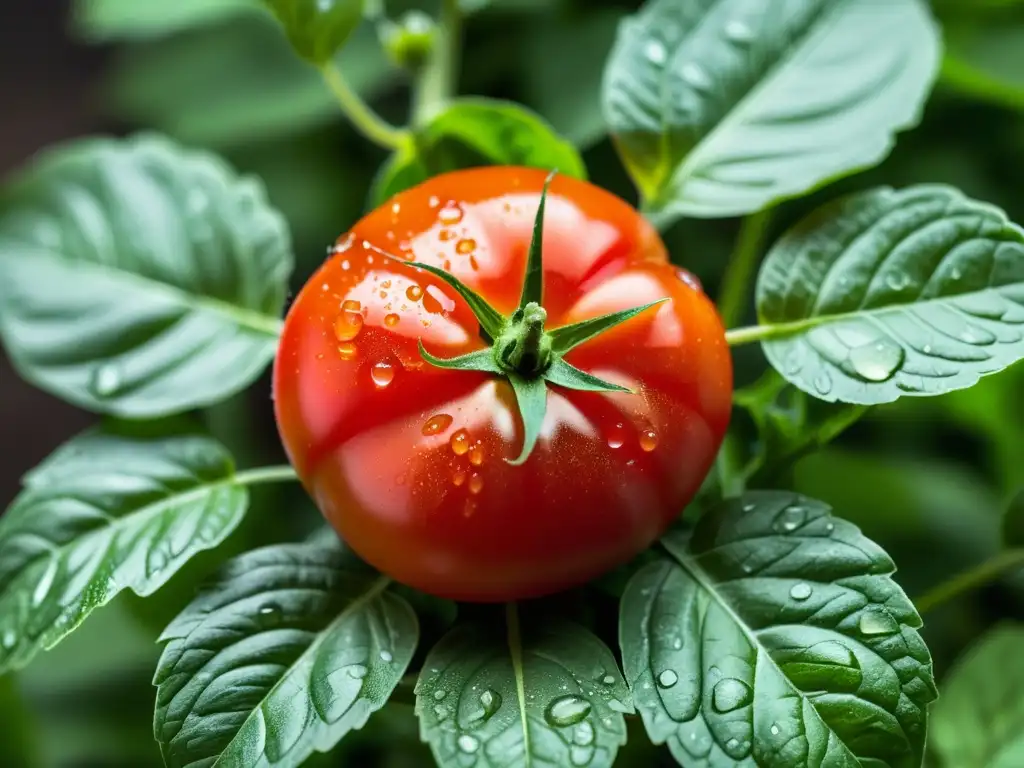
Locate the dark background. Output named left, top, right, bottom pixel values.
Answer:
left=1, top=1, right=1023, bottom=766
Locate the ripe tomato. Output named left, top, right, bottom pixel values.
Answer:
left=273, top=167, right=732, bottom=602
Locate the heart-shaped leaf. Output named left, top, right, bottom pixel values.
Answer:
left=0, top=134, right=293, bottom=417
left=154, top=538, right=418, bottom=767
left=416, top=610, right=633, bottom=768
left=755, top=185, right=1024, bottom=405
left=930, top=624, right=1024, bottom=767
left=620, top=491, right=936, bottom=768
left=0, top=423, right=248, bottom=675
left=262, top=0, right=365, bottom=64
left=371, top=98, right=586, bottom=206
left=602, top=0, right=940, bottom=220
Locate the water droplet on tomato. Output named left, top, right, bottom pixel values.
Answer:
left=545, top=695, right=592, bottom=727
left=342, top=299, right=361, bottom=312
left=675, top=267, right=702, bottom=291
left=422, top=414, right=454, bottom=436
left=456, top=238, right=477, bottom=255
left=371, top=361, right=395, bottom=388
left=450, top=429, right=471, bottom=455
left=335, top=232, right=355, bottom=253
left=469, top=473, right=484, bottom=495
left=639, top=429, right=659, bottom=452
left=468, top=443, right=484, bottom=466
left=334, top=310, right=363, bottom=342
left=428, top=195, right=440, bottom=208
left=438, top=204, right=463, bottom=225
left=406, top=285, right=423, bottom=301
left=337, top=342, right=358, bottom=361
left=384, top=313, right=400, bottom=328
left=452, top=469, right=466, bottom=487
left=607, top=423, right=626, bottom=449
left=438, top=229, right=456, bottom=242
left=463, top=499, right=478, bottom=517
left=423, top=285, right=454, bottom=314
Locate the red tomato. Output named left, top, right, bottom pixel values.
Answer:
left=273, top=167, right=732, bottom=602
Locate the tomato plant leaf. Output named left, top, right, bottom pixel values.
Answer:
left=620, top=491, right=936, bottom=768
left=72, top=0, right=256, bottom=41
left=544, top=359, right=632, bottom=394
left=1003, top=489, right=1024, bottom=548
left=153, top=538, right=418, bottom=768
left=548, top=299, right=669, bottom=355
left=602, top=0, right=940, bottom=220
left=0, top=423, right=248, bottom=676
left=0, top=134, right=292, bottom=418
left=930, top=624, right=1024, bottom=767
left=371, top=99, right=586, bottom=207
left=262, top=0, right=365, bottom=65
left=416, top=610, right=633, bottom=768
left=505, top=374, right=547, bottom=466
left=732, top=369, right=867, bottom=486
left=755, top=185, right=1024, bottom=405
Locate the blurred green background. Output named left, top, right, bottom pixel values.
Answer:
left=1, top=0, right=1023, bottom=765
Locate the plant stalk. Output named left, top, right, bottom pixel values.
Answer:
left=717, top=208, right=773, bottom=329
left=915, top=549, right=1024, bottom=614
left=321, top=62, right=411, bottom=150
left=412, top=0, right=462, bottom=124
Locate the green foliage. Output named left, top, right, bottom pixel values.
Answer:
left=262, top=0, right=366, bottom=65
left=930, top=624, right=1024, bottom=766
left=1004, top=489, right=1024, bottom=547
left=0, top=422, right=248, bottom=675
left=416, top=611, right=632, bottom=768
left=602, top=0, right=940, bottom=221
left=72, top=0, right=258, bottom=41
left=154, top=537, right=418, bottom=767
left=372, top=99, right=586, bottom=206
left=621, top=492, right=936, bottom=767
left=757, top=185, right=1024, bottom=405
left=0, top=134, right=293, bottom=417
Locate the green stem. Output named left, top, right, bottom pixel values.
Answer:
left=321, top=62, right=411, bottom=150
left=413, top=0, right=462, bottom=124
left=232, top=465, right=299, bottom=487
left=724, top=324, right=777, bottom=347
left=915, top=549, right=1024, bottom=614
left=717, top=209, right=773, bottom=329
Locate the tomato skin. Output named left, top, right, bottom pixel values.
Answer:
left=273, top=167, right=732, bottom=602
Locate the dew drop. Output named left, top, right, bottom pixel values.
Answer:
left=725, top=19, right=754, bottom=42
left=90, top=364, right=122, bottom=397
left=813, top=372, right=832, bottom=396
left=380, top=650, right=393, bottom=663
left=601, top=674, right=616, bottom=685
left=384, top=313, right=400, bottom=328
left=337, top=342, right=358, bottom=361
left=726, top=738, right=740, bottom=751
left=639, top=429, right=659, bottom=452
left=923, top=344, right=933, bottom=354
left=775, top=504, right=806, bottom=533
left=675, top=267, right=702, bottom=291
left=423, top=285, right=456, bottom=314
left=570, top=744, right=595, bottom=767
left=342, top=299, right=361, bottom=312
left=771, top=723, right=780, bottom=736
left=452, top=469, right=467, bottom=487
left=477, top=689, right=502, bottom=720
left=334, top=310, right=364, bottom=342
left=859, top=608, right=898, bottom=636
left=347, top=664, right=368, bottom=679
left=450, top=429, right=471, bottom=455
left=257, top=602, right=283, bottom=624
left=850, top=339, right=904, bottom=383
left=439, top=229, right=456, bottom=242
left=371, top=361, right=395, bottom=388
left=433, top=704, right=448, bottom=720
left=438, top=204, right=464, bottom=225
left=1, top=629, right=14, bottom=650
left=463, top=499, right=479, bottom=517
left=574, top=721, right=595, bottom=746
left=644, top=39, right=667, bottom=64
left=457, top=734, right=479, bottom=754
left=335, top=232, right=355, bottom=253
left=468, top=473, right=484, bottom=495
left=885, top=272, right=909, bottom=291
left=406, top=285, right=423, bottom=301
left=712, top=678, right=752, bottom=713
left=456, top=238, right=477, bottom=255
left=657, top=670, right=678, bottom=688
left=545, top=695, right=592, bottom=727
left=681, top=63, right=712, bottom=90
left=790, top=582, right=813, bottom=601
left=468, top=443, right=485, bottom=467
left=433, top=689, right=447, bottom=701
left=607, top=698, right=631, bottom=714
left=607, top=423, right=626, bottom=449
left=32, top=559, right=57, bottom=606
left=672, top=637, right=683, bottom=650
left=422, top=413, right=454, bottom=436
left=950, top=267, right=963, bottom=281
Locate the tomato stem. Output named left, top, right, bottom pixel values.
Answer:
left=321, top=62, right=411, bottom=151
left=494, top=303, right=553, bottom=377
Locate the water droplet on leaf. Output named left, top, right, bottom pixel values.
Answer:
left=433, top=704, right=448, bottom=720
left=644, top=39, right=667, bottom=64
left=346, top=664, right=368, bottom=679
left=712, top=678, right=752, bottom=713
left=770, top=723, right=780, bottom=736
left=681, top=63, right=712, bottom=89
left=433, top=689, right=447, bottom=701
left=657, top=669, right=678, bottom=688
left=457, top=734, right=479, bottom=754
left=813, top=372, right=832, bottom=395
left=545, top=695, right=592, bottom=727
left=574, top=721, right=595, bottom=746
left=725, top=20, right=754, bottom=42
left=850, top=339, right=904, bottom=382
left=379, top=650, right=393, bottom=663
left=90, top=364, right=122, bottom=397
left=477, top=689, right=501, bottom=720
left=601, top=674, right=615, bottom=685
left=790, top=582, right=812, bottom=601
left=774, top=504, right=806, bottom=533
left=859, top=609, right=898, bottom=636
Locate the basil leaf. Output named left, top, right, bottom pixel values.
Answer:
left=930, top=624, right=1024, bottom=767
left=417, top=611, right=633, bottom=768
left=0, top=423, right=247, bottom=675
left=154, top=538, right=418, bottom=767
left=756, top=185, right=1024, bottom=405
left=0, top=134, right=293, bottom=417
left=620, top=491, right=936, bottom=768
left=371, top=99, right=586, bottom=206
left=602, top=0, right=940, bottom=220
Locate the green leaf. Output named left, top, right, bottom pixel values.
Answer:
left=371, top=99, right=586, bottom=206
left=105, top=18, right=396, bottom=148
left=0, top=133, right=292, bottom=417
left=756, top=185, right=1024, bottom=405
left=930, top=624, right=1024, bottom=767
left=418, top=344, right=503, bottom=374
left=262, top=0, right=365, bottom=64
left=620, top=491, right=936, bottom=768
left=1004, top=489, right=1024, bottom=548
left=548, top=300, right=668, bottom=355
left=154, top=538, right=417, bottom=767
left=506, top=374, right=548, bottom=466
left=602, top=0, right=940, bottom=219
left=544, top=359, right=632, bottom=394
left=517, top=171, right=554, bottom=311
left=406, top=261, right=507, bottom=339
left=942, top=24, right=1024, bottom=112
left=0, top=423, right=248, bottom=675
left=733, top=369, right=867, bottom=485
left=415, top=611, right=633, bottom=768
left=0, top=676, right=42, bottom=768
left=72, top=0, right=257, bottom=41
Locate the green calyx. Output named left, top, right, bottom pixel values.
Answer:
left=404, top=170, right=668, bottom=465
